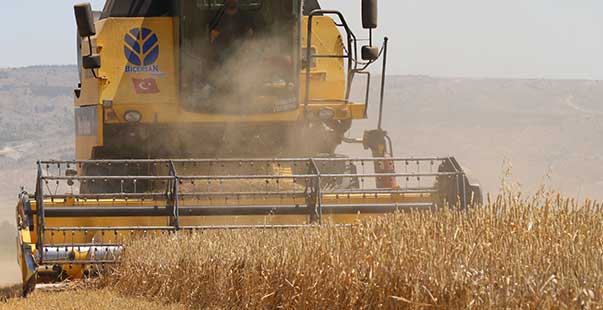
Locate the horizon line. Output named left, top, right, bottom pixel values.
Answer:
left=1, top=64, right=602, bottom=82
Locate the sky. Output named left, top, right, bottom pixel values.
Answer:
left=0, top=0, right=602, bottom=79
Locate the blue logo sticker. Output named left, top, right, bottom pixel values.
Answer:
left=124, top=28, right=160, bottom=72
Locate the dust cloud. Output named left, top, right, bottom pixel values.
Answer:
left=0, top=218, right=19, bottom=286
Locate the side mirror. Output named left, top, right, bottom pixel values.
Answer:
left=362, top=0, right=378, bottom=29
left=82, top=55, right=101, bottom=69
left=361, top=46, right=379, bottom=61
left=74, top=3, right=96, bottom=37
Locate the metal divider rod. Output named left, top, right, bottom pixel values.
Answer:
left=321, top=172, right=456, bottom=178
left=179, top=174, right=316, bottom=180
left=44, top=224, right=362, bottom=232
left=304, top=13, right=314, bottom=115
left=461, top=173, right=467, bottom=209
left=36, top=162, right=45, bottom=264
left=43, top=176, right=174, bottom=180
left=447, top=157, right=467, bottom=209
left=43, top=193, right=167, bottom=199
left=178, top=172, right=455, bottom=180
left=168, top=160, right=180, bottom=229
left=455, top=173, right=461, bottom=208
left=45, top=226, right=177, bottom=231
left=310, top=159, right=322, bottom=224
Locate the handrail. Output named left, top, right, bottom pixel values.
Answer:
left=35, top=161, right=45, bottom=264
left=39, top=157, right=459, bottom=165
left=304, top=10, right=359, bottom=115
left=303, top=9, right=386, bottom=118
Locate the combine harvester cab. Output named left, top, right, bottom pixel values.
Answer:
left=15, top=0, right=482, bottom=295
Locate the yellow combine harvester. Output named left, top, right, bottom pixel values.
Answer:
left=15, top=0, right=481, bottom=295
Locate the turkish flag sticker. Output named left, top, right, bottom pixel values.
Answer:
left=132, top=78, right=160, bottom=94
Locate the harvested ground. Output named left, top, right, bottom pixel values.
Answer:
left=93, top=192, right=603, bottom=309
left=0, top=289, right=184, bottom=310
left=0, top=284, right=20, bottom=302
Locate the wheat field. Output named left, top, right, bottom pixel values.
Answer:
left=2, top=192, right=602, bottom=309
left=0, top=288, right=184, bottom=310
left=88, top=192, right=603, bottom=309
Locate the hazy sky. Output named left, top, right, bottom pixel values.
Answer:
left=0, top=0, right=602, bottom=79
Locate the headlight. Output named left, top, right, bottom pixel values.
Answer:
left=124, top=110, right=142, bottom=123
left=318, top=108, right=335, bottom=121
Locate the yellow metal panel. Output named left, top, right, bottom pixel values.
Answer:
left=75, top=136, right=97, bottom=161
left=33, top=191, right=435, bottom=234
left=17, top=228, right=34, bottom=284
left=349, top=103, right=367, bottom=119
left=300, top=16, right=346, bottom=103
left=96, top=18, right=177, bottom=106
left=38, top=193, right=434, bottom=209
left=75, top=68, right=100, bottom=106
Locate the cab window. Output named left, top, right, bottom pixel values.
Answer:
left=180, top=0, right=301, bottom=114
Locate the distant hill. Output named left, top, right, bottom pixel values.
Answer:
left=0, top=66, right=76, bottom=144
left=0, top=66, right=602, bottom=222
left=348, top=75, right=603, bottom=200
left=0, top=66, right=76, bottom=218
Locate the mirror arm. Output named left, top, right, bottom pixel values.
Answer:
left=86, top=36, right=93, bottom=58
left=377, top=37, right=388, bottom=131
left=85, top=36, right=98, bottom=79
left=90, top=66, right=98, bottom=79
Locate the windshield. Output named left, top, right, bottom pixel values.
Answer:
left=180, top=0, right=301, bottom=114
left=100, top=0, right=173, bottom=18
